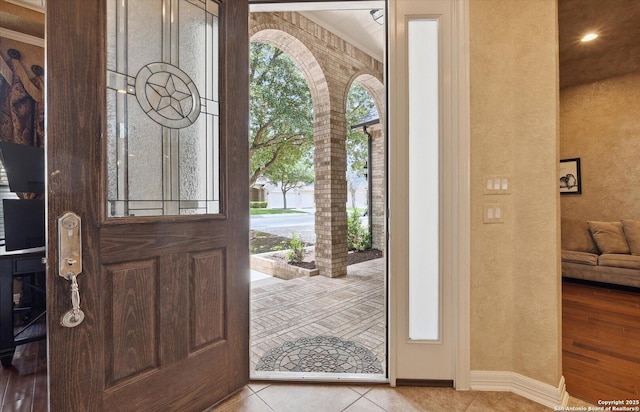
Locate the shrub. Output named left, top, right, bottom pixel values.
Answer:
left=347, top=210, right=371, bottom=252
left=286, top=233, right=306, bottom=263
left=250, top=201, right=268, bottom=208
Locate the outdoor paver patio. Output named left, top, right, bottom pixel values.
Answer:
left=250, top=258, right=386, bottom=375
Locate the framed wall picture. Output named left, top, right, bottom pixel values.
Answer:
left=560, top=158, right=581, bottom=195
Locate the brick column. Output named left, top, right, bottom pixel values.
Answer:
left=314, top=109, right=348, bottom=278
left=370, top=125, right=385, bottom=251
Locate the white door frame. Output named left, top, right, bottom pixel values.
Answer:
left=388, top=0, right=470, bottom=388
left=246, top=0, right=470, bottom=386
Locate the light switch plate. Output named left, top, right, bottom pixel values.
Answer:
left=483, top=203, right=504, bottom=223
left=483, top=175, right=511, bottom=195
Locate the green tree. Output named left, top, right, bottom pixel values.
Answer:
left=250, top=42, right=314, bottom=188
left=265, top=156, right=314, bottom=209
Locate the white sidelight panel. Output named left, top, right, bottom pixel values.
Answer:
left=408, top=19, right=440, bottom=341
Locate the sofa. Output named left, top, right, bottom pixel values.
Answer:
left=561, top=219, right=640, bottom=288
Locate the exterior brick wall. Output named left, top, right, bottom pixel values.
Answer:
left=250, top=12, right=384, bottom=277
left=369, top=124, right=385, bottom=251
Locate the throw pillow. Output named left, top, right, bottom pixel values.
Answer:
left=561, top=219, right=598, bottom=254
left=587, top=221, right=630, bottom=254
left=621, top=220, right=640, bottom=256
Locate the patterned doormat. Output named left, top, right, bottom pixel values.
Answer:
left=255, top=336, right=383, bottom=374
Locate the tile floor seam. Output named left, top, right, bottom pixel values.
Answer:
left=249, top=383, right=271, bottom=394
left=461, top=392, right=482, bottom=412
left=341, top=391, right=368, bottom=412
left=362, top=391, right=391, bottom=412
left=253, top=390, right=277, bottom=412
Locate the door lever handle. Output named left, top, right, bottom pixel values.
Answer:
left=58, top=212, right=85, bottom=327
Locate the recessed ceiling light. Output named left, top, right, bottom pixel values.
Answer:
left=581, top=33, right=598, bottom=42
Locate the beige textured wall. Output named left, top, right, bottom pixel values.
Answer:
left=560, top=71, right=640, bottom=222
left=470, top=0, right=562, bottom=386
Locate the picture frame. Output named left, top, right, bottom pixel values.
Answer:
left=560, top=158, right=581, bottom=195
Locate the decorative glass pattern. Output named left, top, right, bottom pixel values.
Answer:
left=135, top=63, right=201, bottom=129
left=106, top=0, right=220, bottom=217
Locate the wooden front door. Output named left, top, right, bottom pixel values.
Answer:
left=46, top=0, right=249, bottom=410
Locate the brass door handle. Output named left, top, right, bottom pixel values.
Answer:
left=58, top=212, right=85, bottom=327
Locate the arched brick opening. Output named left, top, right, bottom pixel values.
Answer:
left=250, top=29, right=330, bottom=122
left=347, top=73, right=385, bottom=126
left=250, top=28, right=339, bottom=277
left=250, top=12, right=384, bottom=277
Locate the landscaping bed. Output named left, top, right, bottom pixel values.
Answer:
left=250, top=230, right=382, bottom=279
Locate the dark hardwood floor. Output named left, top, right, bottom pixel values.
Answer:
left=563, top=279, right=640, bottom=404
left=0, top=322, right=46, bottom=411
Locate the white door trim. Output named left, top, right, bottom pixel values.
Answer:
left=452, top=0, right=471, bottom=390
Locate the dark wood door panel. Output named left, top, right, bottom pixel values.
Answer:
left=47, top=0, right=249, bottom=409
left=190, top=249, right=226, bottom=350
left=158, top=252, right=191, bottom=364
left=100, top=250, right=244, bottom=411
left=103, top=259, right=159, bottom=388
left=99, top=220, right=229, bottom=263
left=102, top=247, right=231, bottom=386
left=103, top=345, right=237, bottom=411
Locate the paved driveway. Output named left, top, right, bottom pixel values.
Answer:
left=250, top=211, right=369, bottom=245
left=250, top=212, right=316, bottom=243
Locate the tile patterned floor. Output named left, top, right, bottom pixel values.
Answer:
left=209, top=383, right=595, bottom=411
left=251, top=258, right=386, bottom=375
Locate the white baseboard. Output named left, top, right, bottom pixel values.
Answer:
left=470, top=370, right=569, bottom=409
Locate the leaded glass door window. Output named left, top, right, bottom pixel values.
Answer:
left=106, top=0, right=220, bottom=217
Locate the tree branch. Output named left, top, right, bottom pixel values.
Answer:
left=249, top=145, right=285, bottom=187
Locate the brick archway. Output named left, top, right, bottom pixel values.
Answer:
left=347, top=73, right=385, bottom=125
left=250, top=29, right=330, bottom=123
left=250, top=12, right=384, bottom=277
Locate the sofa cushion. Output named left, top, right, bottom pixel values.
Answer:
left=562, top=262, right=640, bottom=289
left=561, top=250, right=598, bottom=266
left=621, top=220, right=640, bottom=256
left=598, top=254, right=640, bottom=270
left=587, top=221, right=630, bottom=254
left=561, top=219, right=598, bottom=254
